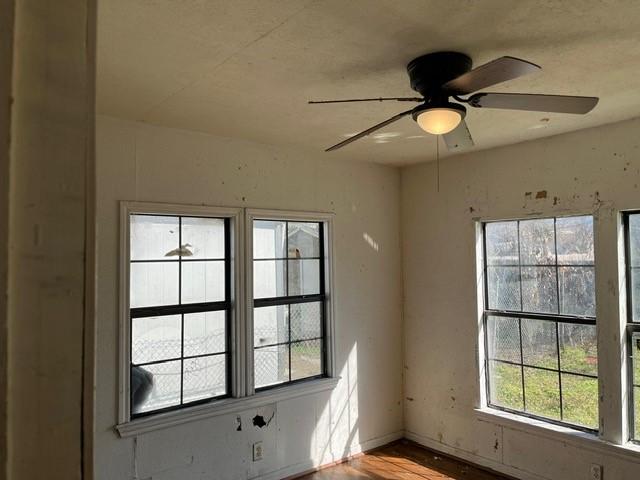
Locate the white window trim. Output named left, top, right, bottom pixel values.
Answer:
left=475, top=408, right=640, bottom=463
left=244, top=209, right=337, bottom=395
left=116, top=376, right=339, bottom=438
left=474, top=209, right=630, bottom=442
left=116, top=202, right=338, bottom=437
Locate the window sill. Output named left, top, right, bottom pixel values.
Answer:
left=116, top=376, right=340, bottom=438
left=475, top=408, right=640, bottom=463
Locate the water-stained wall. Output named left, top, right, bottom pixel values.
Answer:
left=402, top=118, right=640, bottom=480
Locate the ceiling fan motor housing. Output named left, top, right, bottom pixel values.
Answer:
left=411, top=101, right=466, bottom=121
left=407, top=51, right=472, bottom=98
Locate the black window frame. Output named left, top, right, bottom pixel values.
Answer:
left=129, top=213, right=232, bottom=419
left=252, top=219, right=328, bottom=391
left=623, top=211, right=640, bottom=443
left=482, top=215, right=598, bottom=434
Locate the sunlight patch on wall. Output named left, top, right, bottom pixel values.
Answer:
left=363, top=233, right=379, bottom=251
left=312, top=342, right=359, bottom=465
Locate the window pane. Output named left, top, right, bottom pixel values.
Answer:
left=487, top=266, right=521, bottom=311
left=288, top=222, right=320, bottom=258
left=254, top=260, right=286, bottom=299
left=181, top=217, right=225, bottom=259
left=184, top=311, right=226, bottom=356
left=559, top=323, right=598, bottom=376
left=130, top=262, right=179, bottom=308
left=130, top=215, right=179, bottom=261
left=291, top=302, right=322, bottom=341
left=634, top=333, right=640, bottom=386
left=519, top=218, right=555, bottom=265
left=132, top=315, right=181, bottom=364
left=181, top=261, right=225, bottom=303
left=486, top=316, right=521, bottom=363
left=183, top=355, right=226, bottom=403
left=288, top=259, right=320, bottom=296
left=635, top=387, right=640, bottom=440
left=561, top=374, right=598, bottom=429
left=631, top=268, right=640, bottom=322
left=556, top=216, right=594, bottom=265
left=254, top=220, right=286, bottom=259
left=629, top=214, right=640, bottom=267
left=559, top=266, right=595, bottom=317
left=486, top=222, right=519, bottom=265
left=488, top=360, right=523, bottom=410
left=254, top=305, right=288, bottom=348
left=632, top=332, right=639, bottom=439
left=291, top=339, right=322, bottom=381
left=521, top=318, right=557, bottom=369
left=524, top=367, right=561, bottom=420
left=521, top=266, right=558, bottom=314
left=254, top=344, right=289, bottom=388
left=132, top=360, right=181, bottom=414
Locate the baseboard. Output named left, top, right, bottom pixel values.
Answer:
left=404, top=430, right=545, bottom=480
left=253, top=430, right=404, bottom=480
left=252, top=429, right=549, bottom=480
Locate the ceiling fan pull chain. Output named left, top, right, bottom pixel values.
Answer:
left=436, top=135, right=440, bottom=193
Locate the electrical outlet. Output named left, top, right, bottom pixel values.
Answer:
left=589, top=463, right=602, bottom=480
left=253, top=442, right=264, bottom=462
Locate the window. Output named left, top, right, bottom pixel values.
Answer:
left=623, top=213, right=640, bottom=442
left=482, top=215, right=598, bottom=431
left=252, top=220, right=326, bottom=389
left=128, top=213, right=231, bottom=417
left=119, top=203, right=335, bottom=429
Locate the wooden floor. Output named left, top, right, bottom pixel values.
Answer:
left=296, top=440, right=514, bottom=480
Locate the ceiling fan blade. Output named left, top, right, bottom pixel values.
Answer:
left=309, top=97, right=423, bottom=104
left=443, top=120, right=474, bottom=151
left=443, top=56, right=540, bottom=95
left=325, top=108, right=415, bottom=151
left=468, top=92, right=599, bottom=114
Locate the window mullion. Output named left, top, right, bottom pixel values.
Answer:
left=516, top=221, right=526, bottom=412
left=553, top=218, right=564, bottom=421
left=243, top=210, right=254, bottom=397
left=594, top=211, right=626, bottom=442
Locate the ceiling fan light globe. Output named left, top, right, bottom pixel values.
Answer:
left=416, top=108, right=462, bottom=135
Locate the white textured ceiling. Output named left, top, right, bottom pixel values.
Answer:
left=97, top=0, right=640, bottom=165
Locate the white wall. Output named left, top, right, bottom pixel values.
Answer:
left=7, top=1, right=95, bottom=479
left=95, top=115, right=404, bottom=480
left=402, top=118, right=640, bottom=480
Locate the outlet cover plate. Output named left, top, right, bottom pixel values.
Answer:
left=253, top=441, right=264, bottom=462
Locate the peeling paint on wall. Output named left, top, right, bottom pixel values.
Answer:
left=535, top=190, right=547, bottom=199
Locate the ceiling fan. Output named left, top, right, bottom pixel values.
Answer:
left=309, top=52, right=599, bottom=152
